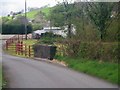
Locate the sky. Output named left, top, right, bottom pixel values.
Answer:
left=0, top=0, right=66, bottom=16
left=0, top=0, right=119, bottom=16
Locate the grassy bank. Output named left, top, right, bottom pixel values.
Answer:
left=0, top=64, right=2, bottom=89
left=0, top=64, right=6, bottom=89
left=55, top=55, right=119, bottom=84
left=23, top=39, right=38, bottom=45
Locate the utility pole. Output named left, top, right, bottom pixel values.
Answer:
left=25, top=0, right=27, bottom=40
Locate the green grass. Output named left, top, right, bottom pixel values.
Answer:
left=23, top=39, right=38, bottom=45
left=0, top=64, right=2, bottom=89
left=25, top=7, right=52, bottom=19
left=41, top=7, right=52, bottom=17
left=2, top=7, right=52, bottom=20
left=55, top=55, right=119, bottom=84
left=19, top=10, right=40, bottom=19
left=0, top=64, right=6, bottom=89
left=26, top=10, right=40, bottom=19
left=20, top=7, right=51, bottom=19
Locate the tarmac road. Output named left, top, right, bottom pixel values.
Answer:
left=2, top=53, right=118, bottom=88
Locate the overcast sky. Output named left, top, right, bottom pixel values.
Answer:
left=0, top=0, right=119, bottom=16
left=0, top=0, right=67, bottom=16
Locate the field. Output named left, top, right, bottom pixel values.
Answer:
left=41, top=7, right=52, bottom=17
left=26, top=10, right=40, bottom=19
left=21, top=7, right=51, bottom=19
left=2, top=7, right=51, bottom=20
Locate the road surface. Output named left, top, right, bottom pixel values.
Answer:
left=2, top=52, right=118, bottom=88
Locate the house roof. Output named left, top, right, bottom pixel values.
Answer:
left=43, top=27, right=61, bottom=30
left=34, top=30, right=46, bottom=35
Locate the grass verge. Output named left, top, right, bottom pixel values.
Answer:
left=0, top=64, right=6, bottom=89
left=23, top=39, right=38, bottom=45
left=55, top=55, right=119, bottom=84
left=0, top=64, right=2, bottom=89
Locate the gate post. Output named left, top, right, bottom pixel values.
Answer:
left=6, top=41, right=8, bottom=50
left=25, top=44, right=27, bottom=56
left=29, top=45, right=31, bottom=57
left=21, top=41, right=23, bottom=55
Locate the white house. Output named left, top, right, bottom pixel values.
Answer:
left=33, top=25, right=76, bottom=38
left=33, top=27, right=67, bottom=38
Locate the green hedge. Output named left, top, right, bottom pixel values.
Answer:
left=39, top=32, right=63, bottom=45
left=77, top=42, right=118, bottom=62
left=2, top=24, right=32, bottom=34
left=56, top=41, right=118, bottom=62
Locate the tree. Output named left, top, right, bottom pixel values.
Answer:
left=2, top=17, right=9, bottom=24
left=85, top=2, right=117, bottom=40
left=32, top=11, right=48, bottom=27
left=50, top=0, right=76, bottom=38
left=50, top=5, right=65, bottom=26
left=2, top=15, right=32, bottom=34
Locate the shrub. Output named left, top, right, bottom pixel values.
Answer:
left=2, top=24, right=32, bottom=34
left=56, top=40, right=118, bottom=63
left=32, top=24, right=43, bottom=31
left=78, top=42, right=118, bottom=62
left=39, top=32, right=63, bottom=45
left=40, top=37, right=56, bottom=45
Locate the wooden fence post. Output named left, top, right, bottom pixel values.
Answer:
left=18, top=35, right=19, bottom=41
left=29, top=45, right=31, bottom=57
left=12, top=38, right=13, bottom=43
left=22, top=35, right=23, bottom=40
left=25, top=44, right=27, bottom=56
left=20, top=41, right=23, bottom=55
left=15, top=43, right=17, bottom=54
left=6, top=41, right=8, bottom=50
left=18, top=41, right=20, bottom=55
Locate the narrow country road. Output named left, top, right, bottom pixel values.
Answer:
left=2, top=52, right=118, bottom=88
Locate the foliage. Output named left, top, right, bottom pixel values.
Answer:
left=18, top=7, right=51, bottom=20
left=2, top=17, right=10, bottom=24
left=40, top=37, right=56, bottom=45
left=32, top=11, right=48, bottom=28
left=85, top=2, right=118, bottom=40
left=78, top=42, right=118, bottom=62
left=51, top=2, right=118, bottom=63
left=2, top=16, right=32, bottom=34
left=39, top=32, right=63, bottom=45
left=56, top=40, right=118, bottom=63
left=50, top=2, right=77, bottom=38
left=49, top=2, right=118, bottom=41
left=105, top=18, right=119, bottom=41
left=32, top=24, right=43, bottom=31
left=26, top=10, right=40, bottom=19
left=50, top=5, right=65, bottom=27
left=2, top=24, right=32, bottom=34
left=41, top=7, right=52, bottom=19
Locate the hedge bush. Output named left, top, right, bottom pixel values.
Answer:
left=77, top=42, right=118, bottom=62
left=2, top=24, right=32, bottom=34
left=56, top=40, right=118, bottom=63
